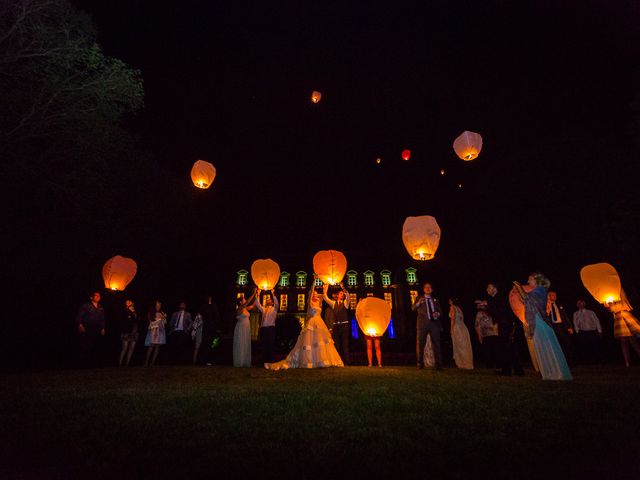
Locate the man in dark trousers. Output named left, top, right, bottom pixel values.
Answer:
left=547, top=290, right=575, bottom=365
left=412, top=282, right=443, bottom=370
left=75, top=291, right=106, bottom=367
left=486, top=282, right=524, bottom=376
left=323, top=282, right=351, bottom=365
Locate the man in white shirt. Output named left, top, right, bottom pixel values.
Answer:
left=255, top=290, right=279, bottom=363
left=572, top=299, right=602, bottom=364
left=323, top=282, right=351, bottom=365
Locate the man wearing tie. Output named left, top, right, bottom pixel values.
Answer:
left=412, top=282, right=443, bottom=370
left=323, top=282, right=351, bottom=365
left=169, top=302, right=192, bottom=364
left=547, top=291, right=575, bottom=364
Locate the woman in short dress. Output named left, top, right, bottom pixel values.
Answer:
left=144, top=300, right=166, bottom=367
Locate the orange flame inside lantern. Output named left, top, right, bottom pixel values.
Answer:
left=580, top=263, right=622, bottom=305
left=402, top=149, right=411, bottom=161
left=190, top=160, right=217, bottom=189
left=356, top=297, right=391, bottom=337
left=313, top=250, right=347, bottom=285
left=102, top=255, right=137, bottom=291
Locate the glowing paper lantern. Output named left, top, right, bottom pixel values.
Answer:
left=191, top=160, right=217, bottom=189
left=311, top=91, right=322, bottom=103
left=580, top=263, right=622, bottom=304
left=313, top=250, right=347, bottom=285
left=356, top=297, right=391, bottom=337
left=375, top=157, right=382, bottom=164
left=453, top=131, right=483, bottom=161
left=402, top=149, right=411, bottom=161
left=102, top=255, right=137, bottom=291
left=402, top=216, right=441, bottom=260
left=251, top=259, right=281, bottom=290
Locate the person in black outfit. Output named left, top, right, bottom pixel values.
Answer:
left=546, top=291, right=575, bottom=365
left=322, top=282, right=351, bottom=365
left=486, top=282, right=524, bottom=376
left=76, top=291, right=106, bottom=367
left=118, top=299, right=139, bottom=366
left=199, top=295, right=221, bottom=365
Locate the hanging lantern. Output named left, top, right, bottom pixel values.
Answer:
left=102, top=255, right=137, bottom=291
left=251, top=259, right=281, bottom=291
left=190, top=160, right=217, bottom=189
left=356, top=297, right=391, bottom=337
left=402, top=216, right=441, bottom=260
left=311, top=91, right=322, bottom=103
left=401, top=149, right=411, bottom=161
left=313, top=250, right=347, bottom=285
left=453, top=131, right=483, bottom=161
left=580, top=263, right=622, bottom=305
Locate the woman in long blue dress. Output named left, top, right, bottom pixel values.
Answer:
left=515, top=273, right=572, bottom=381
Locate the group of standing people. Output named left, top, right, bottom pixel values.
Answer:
left=75, top=293, right=221, bottom=367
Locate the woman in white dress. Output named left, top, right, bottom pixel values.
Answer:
left=233, top=289, right=257, bottom=367
left=449, top=298, right=473, bottom=370
left=144, top=300, right=166, bottom=367
left=265, top=277, right=344, bottom=370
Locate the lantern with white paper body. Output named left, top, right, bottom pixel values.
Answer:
left=580, top=263, right=622, bottom=305
left=453, top=131, right=483, bottom=161
left=356, top=297, right=391, bottom=337
left=402, top=216, right=441, bottom=260
left=313, top=250, right=347, bottom=285
left=102, top=256, right=137, bottom=291
left=311, top=91, right=322, bottom=103
left=190, top=160, right=217, bottom=189
left=251, top=259, right=281, bottom=291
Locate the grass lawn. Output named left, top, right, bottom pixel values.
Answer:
left=1, top=365, right=639, bottom=479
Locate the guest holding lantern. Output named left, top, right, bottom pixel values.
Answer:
left=604, top=292, right=640, bottom=367
left=412, top=282, right=443, bottom=370
left=233, top=289, right=257, bottom=367
left=356, top=297, right=391, bottom=368
left=449, top=298, right=473, bottom=370
left=75, top=291, right=106, bottom=367
left=514, top=273, right=572, bottom=381
left=322, top=282, right=351, bottom=365
left=255, top=289, right=279, bottom=363
left=144, top=300, right=166, bottom=367
left=265, top=275, right=343, bottom=370
left=118, top=299, right=139, bottom=367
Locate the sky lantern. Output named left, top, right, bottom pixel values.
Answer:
left=251, top=259, right=281, bottom=290
left=190, top=160, right=216, bottom=189
left=311, top=91, right=322, bottom=103
left=401, top=149, right=411, bottom=161
left=102, top=255, right=137, bottom=291
left=356, top=297, right=391, bottom=337
left=313, top=250, right=347, bottom=285
left=580, top=263, right=622, bottom=305
left=453, top=130, right=483, bottom=161
left=375, top=157, right=382, bottom=164
left=402, top=216, right=441, bottom=261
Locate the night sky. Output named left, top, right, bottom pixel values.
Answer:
left=16, top=1, right=640, bottom=338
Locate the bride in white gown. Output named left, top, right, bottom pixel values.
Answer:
left=265, top=277, right=344, bottom=370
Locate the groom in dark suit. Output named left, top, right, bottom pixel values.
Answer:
left=412, top=282, right=443, bottom=370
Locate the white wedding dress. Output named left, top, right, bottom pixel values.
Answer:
left=450, top=306, right=473, bottom=369
left=233, top=310, right=252, bottom=367
left=265, top=300, right=343, bottom=370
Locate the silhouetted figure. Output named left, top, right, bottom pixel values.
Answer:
left=76, top=291, right=106, bottom=367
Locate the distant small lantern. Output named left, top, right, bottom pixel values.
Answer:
left=458, top=183, right=463, bottom=188
left=356, top=297, right=391, bottom=337
left=313, top=250, right=347, bottom=285
left=440, top=169, right=445, bottom=175
left=402, top=216, right=441, bottom=261
left=453, top=131, right=483, bottom=161
left=580, top=263, right=622, bottom=305
left=251, top=259, right=281, bottom=291
left=401, top=149, right=411, bottom=161
left=311, top=91, right=322, bottom=103
left=191, top=160, right=217, bottom=189
left=375, top=157, right=382, bottom=164
left=102, top=255, right=137, bottom=291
